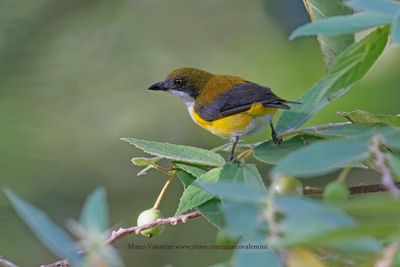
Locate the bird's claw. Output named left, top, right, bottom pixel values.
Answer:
left=228, top=155, right=241, bottom=166
left=272, top=133, right=282, bottom=145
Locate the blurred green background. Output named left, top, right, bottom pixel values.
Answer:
left=0, top=0, right=399, bottom=266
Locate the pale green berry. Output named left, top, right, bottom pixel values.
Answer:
left=271, top=175, right=303, bottom=196
left=137, top=209, right=165, bottom=238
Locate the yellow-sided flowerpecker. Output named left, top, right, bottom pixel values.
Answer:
left=149, top=67, right=298, bottom=161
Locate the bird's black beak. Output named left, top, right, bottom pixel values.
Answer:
left=148, top=81, right=167, bottom=91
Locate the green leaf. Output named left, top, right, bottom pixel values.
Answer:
left=176, top=168, right=221, bottom=214
left=234, top=243, right=281, bottom=267
left=277, top=196, right=360, bottom=248
left=131, top=156, right=161, bottom=166
left=173, top=162, right=208, bottom=178
left=389, top=155, right=400, bottom=181
left=121, top=138, right=225, bottom=166
left=218, top=163, right=265, bottom=187
left=253, top=135, right=322, bottom=164
left=338, top=110, right=400, bottom=126
left=221, top=201, right=267, bottom=237
left=197, top=199, right=224, bottom=229
left=278, top=27, right=389, bottom=133
left=382, top=128, right=400, bottom=149
left=298, top=123, right=395, bottom=138
left=290, top=12, right=391, bottom=40
left=4, top=188, right=82, bottom=265
left=199, top=181, right=268, bottom=202
left=276, top=196, right=382, bottom=251
left=293, top=223, right=388, bottom=250
left=392, top=15, right=400, bottom=45
left=271, top=139, right=369, bottom=178
left=176, top=170, right=224, bottom=228
left=341, top=193, right=400, bottom=220
left=302, top=0, right=355, bottom=68
left=176, top=164, right=265, bottom=214
left=80, top=187, right=108, bottom=232
left=176, top=167, right=224, bottom=228
left=347, top=0, right=400, bottom=17
left=176, top=170, right=197, bottom=189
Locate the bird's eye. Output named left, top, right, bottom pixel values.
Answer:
left=174, top=78, right=185, bottom=87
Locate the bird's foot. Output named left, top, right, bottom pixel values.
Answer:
left=228, top=154, right=241, bottom=166
left=272, top=133, right=282, bottom=145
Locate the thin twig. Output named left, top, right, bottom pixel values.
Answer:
left=149, top=163, right=173, bottom=175
left=41, top=259, right=69, bottom=267
left=369, top=136, right=400, bottom=197
left=41, top=211, right=202, bottom=267
left=303, top=186, right=324, bottom=195
left=0, top=257, right=19, bottom=267
left=107, top=210, right=201, bottom=244
left=281, top=122, right=351, bottom=138
left=374, top=241, right=399, bottom=267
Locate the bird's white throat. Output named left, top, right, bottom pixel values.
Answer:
left=169, top=90, right=195, bottom=103
left=169, top=90, right=196, bottom=120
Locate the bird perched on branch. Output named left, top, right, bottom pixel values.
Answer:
left=149, top=67, right=298, bottom=161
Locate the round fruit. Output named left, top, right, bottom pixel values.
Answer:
left=271, top=175, right=303, bottom=196
left=137, top=208, right=165, bottom=238
left=323, top=181, right=349, bottom=204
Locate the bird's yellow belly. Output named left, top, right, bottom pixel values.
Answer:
left=190, top=103, right=276, bottom=139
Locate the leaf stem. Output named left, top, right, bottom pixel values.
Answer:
left=337, top=165, right=352, bottom=183
left=153, top=171, right=176, bottom=210
left=237, top=149, right=253, bottom=161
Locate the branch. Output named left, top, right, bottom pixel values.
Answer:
left=41, top=211, right=202, bottom=267
left=0, top=257, right=19, bottom=267
left=304, top=182, right=400, bottom=196
left=107, top=210, right=201, bottom=244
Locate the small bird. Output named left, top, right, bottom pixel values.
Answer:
left=149, top=67, right=298, bottom=161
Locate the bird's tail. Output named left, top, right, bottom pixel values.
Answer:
left=264, top=99, right=301, bottom=110
left=284, top=100, right=301, bottom=105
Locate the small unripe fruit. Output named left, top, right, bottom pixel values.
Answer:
left=323, top=181, right=349, bottom=204
left=137, top=208, right=165, bottom=238
left=271, top=175, right=303, bottom=196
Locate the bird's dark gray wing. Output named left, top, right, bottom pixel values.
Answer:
left=195, top=82, right=292, bottom=121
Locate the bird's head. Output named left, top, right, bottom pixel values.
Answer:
left=148, top=67, right=213, bottom=103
